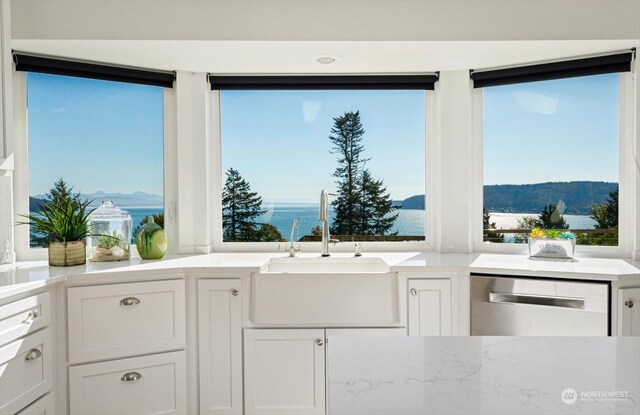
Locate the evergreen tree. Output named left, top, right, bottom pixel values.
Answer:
left=577, top=187, right=618, bottom=246
left=591, top=188, right=618, bottom=229
left=483, top=208, right=504, bottom=243
left=356, top=169, right=398, bottom=235
left=329, top=111, right=368, bottom=235
left=222, top=168, right=266, bottom=241
left=538, top=203, right=569, bottom=230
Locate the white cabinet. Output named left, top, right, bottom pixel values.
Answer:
left=244, top=329, right=326, bottom=415
left=243, top=327, right=404, bottom=415
left=16, top=393, right=55, bottom=415
left=0, top=328, right=52, bottom=415
left=67, top=279, right=186, bottom=363
left=69, top=350, right=187, bottom=415
left=618, top=287, right=640, bottom=336
left=408, top=279, right=452, bottom=336
left=198, top=279, right=242, bottom=415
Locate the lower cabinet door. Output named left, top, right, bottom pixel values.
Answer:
left=16, top=393, right=55, bottom=415
left=244, top=329, right=325, bottom=415
left=69, top=351, right=187, bottom=415
left=618, top=287, right=640, bottom=336
left=0, top=328, right=52, bottom=415
left=408, top=279, right=452, bottom=336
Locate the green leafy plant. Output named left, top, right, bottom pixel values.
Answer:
left=18, top=179, right=96, bottom=243
left=97, top=230, right=125, bottom=250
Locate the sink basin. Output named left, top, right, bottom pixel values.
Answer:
left=251, top=256, right=399, bottom=326
left=260, top=256, right=390, bottom=273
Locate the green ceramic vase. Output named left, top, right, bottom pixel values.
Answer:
left=135, top=216, right=167, bottom=259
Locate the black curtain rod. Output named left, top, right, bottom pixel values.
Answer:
left=208, top=74, right=439, bottom=90
left=470, top=51, right=633, bottom=88
left=13, top=53, right=175, bottom=88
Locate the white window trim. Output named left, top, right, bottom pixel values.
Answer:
left=12, top=71, right=174, bottom=261
left=471, top=72, right=636, bottom=258
left=211, top=88, right=437, bottom=253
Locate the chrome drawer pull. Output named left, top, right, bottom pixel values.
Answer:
left=410, top=288, right=417, bottom=296
left=22, top=310, right=39, bottom=324
left=119, top=297, right=141, bottom=306
left=120, top=372, right=142, bottom=382
left=25, top=349, right=42, bottom=361
left=231, top=289, right=239, bottom=296
left=626, top=300, right=634, bottom=308
left=316, top=338, right=324, bottom=346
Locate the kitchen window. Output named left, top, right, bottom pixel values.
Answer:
left=13, top=54, right=172, bottom=255
left=212, top=75, right=435, bottom=245
left=472, top=52, right=634, bottom=251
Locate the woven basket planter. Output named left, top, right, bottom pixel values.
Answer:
left=48, top=240, right=86, bottom=267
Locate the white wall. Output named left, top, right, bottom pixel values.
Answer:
left=0, top=0, right=14, bottom=264
left=11, top=0, right=640, bottom=41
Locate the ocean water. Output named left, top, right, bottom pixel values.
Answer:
left=119, top=207, right=597, bottom=241
left=259, top=205, right=426, bottom=238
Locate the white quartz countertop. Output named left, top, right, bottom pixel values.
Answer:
left=1, top=251, right=640, bottom=300
left=328, top=336, right=640, bottom=415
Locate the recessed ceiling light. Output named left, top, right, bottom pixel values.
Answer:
left=316, top=55, right=341, bottom=65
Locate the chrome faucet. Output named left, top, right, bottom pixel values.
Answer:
left=319, top=190, right=340, bottom=256
left=286, top=218, right=300, bottom=257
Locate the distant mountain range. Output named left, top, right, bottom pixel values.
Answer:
left=395, top=181, right=618, bottom=215
left=30, top=191, right=163, bottom=211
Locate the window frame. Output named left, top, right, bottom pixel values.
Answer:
left=12, top=71, right=174, bottom=261
left=471, top=72, right=635, bottom=258
left=210, top=84, right=437, bottom=252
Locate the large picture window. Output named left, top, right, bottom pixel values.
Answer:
left=218, top=88, right=427, bottom=243
left=481, top=73, right=620, bottom=246
left=26, top=72, right=165, bottom=247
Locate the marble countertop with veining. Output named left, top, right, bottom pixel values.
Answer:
left=328, top=336, right=640, bottom=415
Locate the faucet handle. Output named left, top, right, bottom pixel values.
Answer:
left=354, top=242, right=362, bottom=257
left=329, top=239, right=341, bottom=246
left=286, top=243, right=302, bottom=257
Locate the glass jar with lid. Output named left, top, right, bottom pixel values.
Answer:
left=88, top=201, right=131, bottom=262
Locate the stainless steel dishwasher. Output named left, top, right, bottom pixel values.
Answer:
left=471, top=274, right=610, bottom=336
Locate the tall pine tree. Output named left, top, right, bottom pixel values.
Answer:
left=329, top=111, right=368, bottom=235
left=222, top=168, right=266, bottom=241
left=356, top=169, right=398, bottom=235
left=329, top=111, right=398, bottom=237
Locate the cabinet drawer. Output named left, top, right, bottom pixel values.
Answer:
left=0, top=292, right=51, bottom=347
left=16, top=393, right=55, bottom=415
left=0, top=328, right=53, bottom=415
left=69, top=351, right=187, bottom=415
left=68, top=280, right=185, bottom=363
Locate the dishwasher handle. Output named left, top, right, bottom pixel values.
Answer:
left=489, top=291, right=585, bottom=309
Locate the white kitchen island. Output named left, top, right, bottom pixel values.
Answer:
left=328, top=336, right=640, bottom=415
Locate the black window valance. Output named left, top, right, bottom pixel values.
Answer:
left=471, top=51, right=634, bottom=88
left=13, top=53, right=175, bottom=88
left=209, top=74, right=439, bottom=90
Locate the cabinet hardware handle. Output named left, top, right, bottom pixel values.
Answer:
left=25, top=349, right=42, bottom=361
left=410, top=288, right=417, bottom=296
left=22, top=310, right=38, bottom=324
left=231, top=289, right=239, bottom=296
left=625, top=300, right=634, bottom=308
left=120, top=297, right=141, bottom=306
left=316, top=338, right=324, bottom=346
left=120, top=372, right=142, bottom=382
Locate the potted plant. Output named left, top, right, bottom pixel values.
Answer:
left=528, top=228, right=576, bottom=259
left=18, top=179, right=96, bottom=266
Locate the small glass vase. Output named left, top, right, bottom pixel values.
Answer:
left=135, top=216, right=167, bottom=260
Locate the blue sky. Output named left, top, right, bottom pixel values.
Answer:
left=27, top=73, right=164, bottom=196
left=27, top=72, right=619, bottom=203
left=483, top=73, right=619, bottom=185
left=221, top=89, right=426, bottom=203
